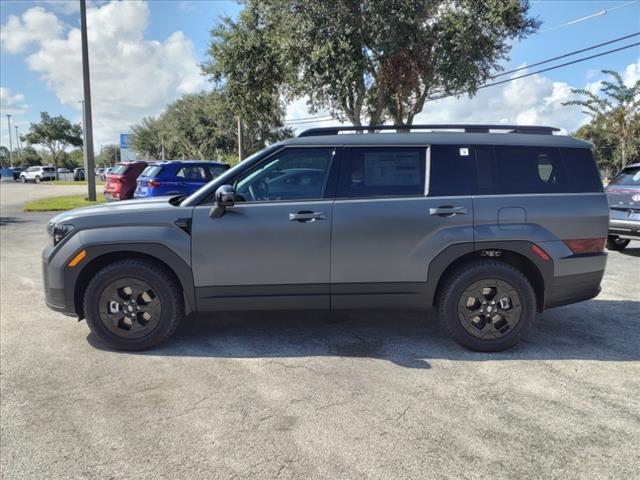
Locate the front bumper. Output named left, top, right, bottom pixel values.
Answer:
left=42, top=247, right=77, bottom=316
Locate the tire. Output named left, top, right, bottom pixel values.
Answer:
left=437, top=260, right=536, bottom=352
left=35, top=176, right=41, bottom=184
left=606, top=235, right=629, bottom=251
left=83, top=259, right=184, bottom=350
left=20, top=176, right=27, bottom=183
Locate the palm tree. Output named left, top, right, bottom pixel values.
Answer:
left=563, top=70, right=639, bottom=171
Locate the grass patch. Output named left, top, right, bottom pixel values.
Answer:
left=23, top=194, right=106, bottom=212
left=44, top=180, right=105, bottom=185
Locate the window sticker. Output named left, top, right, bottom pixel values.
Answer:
left=459, top=148, right=469, bottom=156
left=633, top=171, right=640, bottom=182
left=363, top=151, right=421, bottom=186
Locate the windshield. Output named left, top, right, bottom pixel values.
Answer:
left=180, top=145, right=281, bottom=206
left=609, top=167, right=640, bottom=187
left=111, top=164, right=129, bottom=175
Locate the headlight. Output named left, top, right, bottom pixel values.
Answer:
left=47, top=223, right=74, bottom=246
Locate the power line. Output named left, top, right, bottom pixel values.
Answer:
left=490, top=31, right=639, bottom=79
left=284, top=40, right=640, bottom=124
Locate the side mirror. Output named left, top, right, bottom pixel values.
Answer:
left=209, top=184, right=235, bottom=218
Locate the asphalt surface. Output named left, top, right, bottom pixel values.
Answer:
left=1, top=183, right=639, bottom=480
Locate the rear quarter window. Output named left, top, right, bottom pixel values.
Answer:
left=141, top=166, right=162, bottom=177
left=559, top=148, right=603, bottom=193
left=111, top=165, right=129, bottom=174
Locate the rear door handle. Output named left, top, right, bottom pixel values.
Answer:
left=429, top=206, right=468, bottom=217
left=289, top=211, right=326, bottom=222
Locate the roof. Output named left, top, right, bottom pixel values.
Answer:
left=282, top=128, right=592, bottom=149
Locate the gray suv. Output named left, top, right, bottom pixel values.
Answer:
left=42, top=125, right=609, bottom=352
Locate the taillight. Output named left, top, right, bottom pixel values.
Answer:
left=148, top=180, right=160, bottom=188
left=564, top=238, right=605, bottom=255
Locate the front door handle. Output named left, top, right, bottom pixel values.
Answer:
left=289, top=211, right=326, bottom=222
left=429, top=206, right=468, bottom=217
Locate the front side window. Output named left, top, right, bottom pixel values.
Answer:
left=337, top=147, right=425, bottom=198
left=235, top=148, right=334, bottom=202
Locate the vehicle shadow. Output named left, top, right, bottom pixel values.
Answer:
left=0, top=216, right=30, bottom=226
left=88, top=299, right=640, bottom=368
left=619, top=246, right=640, bottom=258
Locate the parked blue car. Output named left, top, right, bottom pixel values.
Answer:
left=133, top=160, right=230, bottom=198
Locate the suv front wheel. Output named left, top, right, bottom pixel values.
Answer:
left=83, top=258, right=184, bottom=350
left=437, top=260, right=536, bottom=352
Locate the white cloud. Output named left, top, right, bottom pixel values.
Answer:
left=3, top=1, right=208, bottom=147
left=0, top=7, right=64, bottom=54
left=623, top=59, right=640, bottom=86
left=0, top=87, right=29, bottom=116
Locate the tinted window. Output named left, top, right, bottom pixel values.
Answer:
left=559, top=148, right=603, bottom=192
left=608, top=166, right=639, bottom=187
left=111, top=165, right=129, bottom=174
left=235, top=148, right=333, bottom=202
left=337, top=147, right=425, bottom=198
left=429, top=145, right=476, bottom=196
left=43, top=167, right=55, bottom=172
left=207, top=165, right=227, bottom=178
left=484, top=146, right=567, bottom=194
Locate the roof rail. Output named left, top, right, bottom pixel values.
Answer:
left=297, top=124, right=560, bottom=137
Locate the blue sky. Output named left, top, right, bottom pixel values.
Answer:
left=1, top=0, right=639, bottom=149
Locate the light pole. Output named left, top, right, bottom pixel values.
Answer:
left=14, top=125, right=21, bottom=155
left=80, top=0, right=96, bottom=200
left=79, top=99, right=88, bottom=175
left=6, top=114, right=13, bottom=166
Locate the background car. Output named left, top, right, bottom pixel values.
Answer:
left=133, top=160, right=229, bottom=198
left=20, top=166, right=55, bottom=183
left=100, top=167, right=112, bottom=181
left=10, top=167, right=24, bottom=180
left=73, top=168, right=85, bottom=181
left=605, top=162, right=640, bottom=251
left=57, top=168, right=71, bottom=174
left=104, top=161, right=149, bottom=200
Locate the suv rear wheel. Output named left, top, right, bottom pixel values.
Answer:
left=35, top=175, right=41, bottom=183
left=437, top=260, right=536, bottom=352
left=83, top=259, right=184, bottom=350
left=606, top=235, right=630, bottom=251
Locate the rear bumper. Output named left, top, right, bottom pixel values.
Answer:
left=609, top=217, right=640, bottom=239
left=545, top=252, right=607, bottom=309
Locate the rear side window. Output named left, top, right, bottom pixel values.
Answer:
left=141, top=166, right=162, bottom=177
left=111, top=164, right=129, bottom=174
left=207, top=165, right=227, bottom=178
left=337, top=147, right=425, bottom=198
left=429, top=145, right=476, bottom=196
left=608, top=166, right=640, bottom=187
left=177, top=166, right=207, bottom=180
left=485, top=146, right=568, bottom=194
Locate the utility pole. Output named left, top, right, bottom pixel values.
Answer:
left=6, top=114, right=13, bottom=167
left=80, top=0, right=96, bottom=200
left=15, top=125, right=21, bottom=155
left=237, top=116, right=244, bottom=162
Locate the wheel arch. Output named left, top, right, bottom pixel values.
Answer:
left=428, top=241, right=552, bottom=312
left=71, top=244, right=195, bottom=319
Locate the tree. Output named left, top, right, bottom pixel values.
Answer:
left=129, top=91, right=293, bottom=161
left=14, top=146, right=43, bottom=168
left=205, top=0, right=539, bottom=126
left=564, top=70, right=640, bottom=171
left=95, top=144, right=120, bottom=167
left=0, top=146, right=9, bottom=168
left=129, top=116, right=167, bottom=160
left=21, top=112, right=83, bottom=176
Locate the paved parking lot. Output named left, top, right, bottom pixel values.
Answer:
left=1, top=183, right=639, bottom=479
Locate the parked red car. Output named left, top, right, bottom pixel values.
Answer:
left=104, top=161, right=149, bottom=201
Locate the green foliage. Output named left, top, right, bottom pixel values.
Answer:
left=22, top=112, right=83, bottom=174
left=95, top=144, right=120, bottom=167
left=129, top=91, right=293, bottom=161
left=63, top=149, right=84, bottom=169
left=15, top=146, right=43, bottom=167
left=205, top=0, right=539, bottom=125
left=0, top=146, right=10, bottom=167
left=565, top=70, right=640, bottom=172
